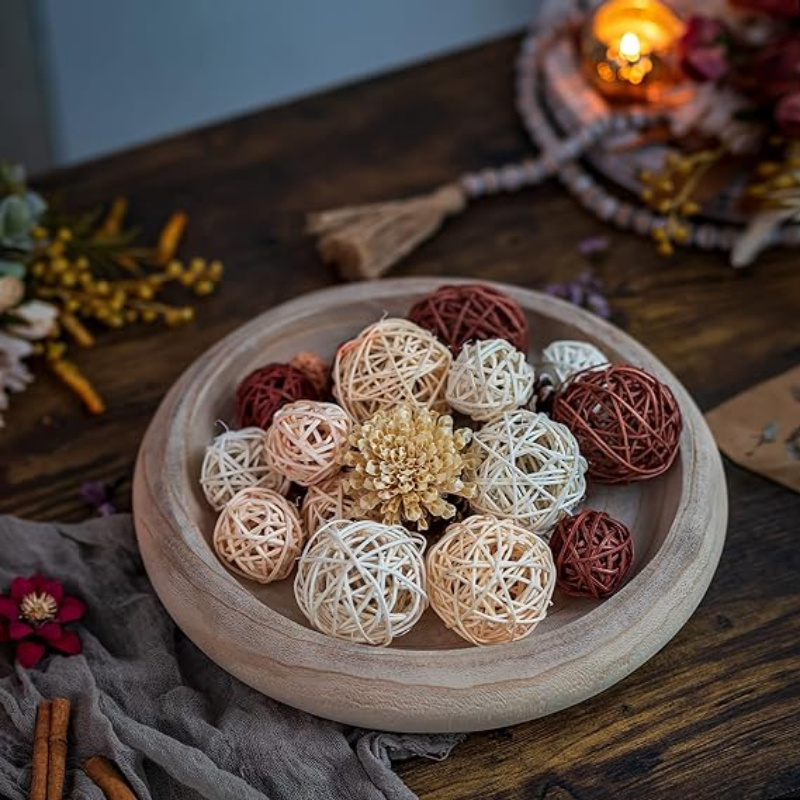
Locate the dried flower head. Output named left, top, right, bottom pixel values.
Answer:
left=342, top=402, right=475, bottom=531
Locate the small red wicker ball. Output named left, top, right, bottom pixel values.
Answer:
left=407, top=284, right=529, bottom=355
left=236, top=363, right=320, bottom=429
left=552, top=364, right=682, bottom=484
left=550, top=510, right=634, bottom=598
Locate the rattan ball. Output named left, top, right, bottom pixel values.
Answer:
left=550, top=510, right=634, bottom=598
left=332, top=318, right=452, bottom=421
left=236, top=363, right=320, bottom=429
left=426, top=515, right=555, bottom=645
left=469, top=410, right=587, bottom=533
left=446, top=338, right=535, bottom=421
left=265, top=400, right=351, bottom=486
left=289, top=351, right=331, bottom=396
left=294, top=519, right=427, bottom=646
left=200, top=427, right=290, bottom=510
left=300, top=472, right=362, bottom=534
left=541, top=340, right=609, bottom=384
left=552, top=364, right=682, bottom=484
left=407, top=284, right=529, bottom=355
left=213, top=487, right=305, bottom=584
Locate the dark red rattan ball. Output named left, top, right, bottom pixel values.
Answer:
left=552, top=364, right=682, bottom=484
left=236, top=363, right=320, bottom=429
left=407, top=284, right=529, bottom=355
left=550, top=509, right=634, bottom=598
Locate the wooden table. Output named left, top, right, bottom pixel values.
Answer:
left=2, top=35, right=798, bottom=800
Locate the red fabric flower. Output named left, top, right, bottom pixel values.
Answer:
left=737, top=31, right=800, bottom=102
left=0, top=575, right=86, bottom=668
left=679, top=16, right=731, bottom=82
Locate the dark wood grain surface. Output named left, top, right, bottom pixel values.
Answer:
left=2, top=34, right=799, bottom=800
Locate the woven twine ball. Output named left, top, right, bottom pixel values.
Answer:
left=446, top=338, right=535, bottom=421
left=550, top=510, right=634, bottom=599
left=301, top=472, right=362, bottom=534
left=200, top=427, right=290, bottom=510
left=407, top=284, right=529, bottom=355
left=213, top=487, right=305, bottom=584
left=469, top=410, right=587, bottom=533
left=294, top=519, right=428, bottom=646
left=426, top=515, right=555, bottom=645
left=541, top=340, right=609, bottom=384
left=332, top=318, right=452, bottom=421
left=236, top=363, right=320, bottom=429
left=289, top=351, right=331, bottom=396
left=552, top=364, right=683, bottom=484
left=265, top=400, right=351, bottom=487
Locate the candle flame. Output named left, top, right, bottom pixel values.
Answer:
left=619, top=32, right=641, bottom=62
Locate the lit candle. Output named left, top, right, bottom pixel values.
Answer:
left=583, top=0, right=685, bottom=102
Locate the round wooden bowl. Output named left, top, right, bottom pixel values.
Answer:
left=133, top=278, right=727, bottom=733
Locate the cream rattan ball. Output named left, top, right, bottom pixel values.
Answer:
left=446, top=338, right=535, bottom=421
left=469, top=410, right=587, bottom=533
left=213, top=487, right=305, bottom=583
left=294, top=519, right=428, bottom=646
left=541, top=340, right=608, bottom=384
left=301, top=472, right=362, bottom=534
left=265, top=400, right=351, bottom=487
left=200, top=427, right=290, bottom=510
left=332, top=318, right=452, bottom=421
left=427, top=515, right=556, bottom=645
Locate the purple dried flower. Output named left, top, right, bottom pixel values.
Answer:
left=80, top=480, right=116, bottom=516
left=577, top=236, right=609, bottom=258
left=543, top=268, right=613, bottom=320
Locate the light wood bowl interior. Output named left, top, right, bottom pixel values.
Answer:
left=133, top=278, right=727, bottom=732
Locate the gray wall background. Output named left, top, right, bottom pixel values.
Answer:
left=11, top=1, right=535, bottom=169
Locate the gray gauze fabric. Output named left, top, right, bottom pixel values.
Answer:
left=0, top=515, right=462, bottom=800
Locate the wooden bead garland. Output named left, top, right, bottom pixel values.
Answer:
left=265, top=400, right=350, bottom=487
left=407, top=284, right=529, bottom=355
left=300, top=472, right=361, bottom=534
left=541, top=340, right=608, bottom=384
left=294, top=519, right=427, bottom=646
left=236, top=363, right=320, bottom=429
left=469, top=410, right=587, bottom=533
left=213, top=487, right=305, bottom=584
left=550, top=510, right=634, bottom=599
left=446, top=338, right=535, bottom=421
left=426, top=515, right=555, bottom=645
left=332, top=318, right=451, bottom=421
left=200, top=427, right=290, bottom=510
left=552, top=364, right=682, bottom=484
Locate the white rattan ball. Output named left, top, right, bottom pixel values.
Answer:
left=294, top=519, right=428, bottom=646
left=265, top=400, right=351, bottom=487
left=427, top=515, right=556, bottom=645
left=301, top=472, right=362, bottom=534
left=469, top=410, right=587, bottom=533
left=541, top=340, right=608, bottom=384
left=213, top=487, right=305, bottom=583
left=332, top=318, right=452, bottom=421
left=200, top=427, right=290, bottom=510
left=446, top=338, right=535, bottom=421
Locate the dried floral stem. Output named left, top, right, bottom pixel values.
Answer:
left=48, top=358, right=105, bottom=414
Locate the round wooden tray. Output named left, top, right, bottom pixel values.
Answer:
left=133, top=278, right=727, bottom=733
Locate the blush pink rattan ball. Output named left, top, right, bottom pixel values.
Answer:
left=552, top=364, right=682, bottom=484
left=549, top=510, right=634, bottom=599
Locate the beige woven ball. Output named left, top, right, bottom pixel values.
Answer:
left=200, top=427, right=290, bottom=510
left=265, top=400, right=351, bottom=487
left=446, top=338, right=535, bottom=421
left=332, top=318, right=452, bottom=421
left=300, top=472, right=362, bottom=534
left=294, top=519, right=428, bottom=646
left=469, top=410, right=587, bottom=533
left=213, top=487, right=305, bottom=583
left=427, top=515, right=555, bottom=645
left=541, top=340, right=608, bottom=384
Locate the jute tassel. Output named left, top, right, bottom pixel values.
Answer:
left=307, top=184, right=466, bottom=281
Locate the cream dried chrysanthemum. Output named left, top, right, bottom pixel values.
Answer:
left=342, top=402, right=475, bottom=531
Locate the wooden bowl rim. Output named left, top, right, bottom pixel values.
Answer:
left=134, top=277, right=727, bottom=730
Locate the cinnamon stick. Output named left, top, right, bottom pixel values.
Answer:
left=46, top=698, right=70, bottom=800
left=83, top=756, right=137, bottom=800
left=29, top=701, right=51, bottom=800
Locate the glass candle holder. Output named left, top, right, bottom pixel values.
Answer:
left=582, top=0, right=685, bottom=102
